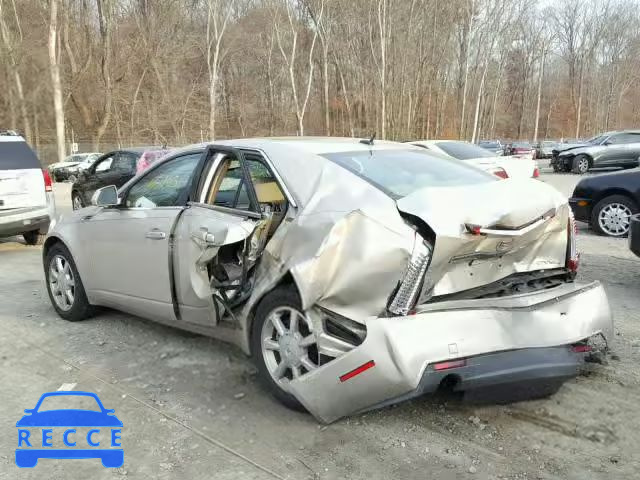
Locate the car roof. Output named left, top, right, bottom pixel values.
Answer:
left=0, top=135, right=26, bottom=143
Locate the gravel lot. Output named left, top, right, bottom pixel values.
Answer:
left=1, top=169, right=639, bottom=479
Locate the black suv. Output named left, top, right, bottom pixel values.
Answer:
left=551, top=130, right=640, bottom=174
left=71, top=147, right=167, bottom=210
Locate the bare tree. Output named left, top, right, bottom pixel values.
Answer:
left=48, top=0, right=65, bottom=162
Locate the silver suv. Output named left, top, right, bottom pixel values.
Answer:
left=0, top=133, right=56, bottom=245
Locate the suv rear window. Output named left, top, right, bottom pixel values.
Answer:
left=322, top=149, right=494, bottom=199
left=0, top=140, right=41, bottom=170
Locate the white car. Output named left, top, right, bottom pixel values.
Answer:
left=49, top=153, right=101, bottom=182
left=411, top=140, right=539, bottom=180
left=0, top=133, right=56, bottom=244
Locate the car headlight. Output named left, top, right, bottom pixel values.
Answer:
left=388, top=234, right=432, bottom=316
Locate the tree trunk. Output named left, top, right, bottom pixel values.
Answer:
left=532, top=49, right=545, bottom=143
left=48, top=0, right=66, bottom=163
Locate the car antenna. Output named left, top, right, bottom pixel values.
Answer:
left=359, top=132, right=376, bottom=146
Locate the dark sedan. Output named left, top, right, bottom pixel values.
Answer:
left=71, top=147, right=167, bottom=210
left=569, top=169, right=640, bottom=237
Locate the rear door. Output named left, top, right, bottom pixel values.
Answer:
left=0, top=137, right=46, bottom=210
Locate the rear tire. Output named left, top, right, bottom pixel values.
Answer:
left=250, top=286, right=308, bottom=412
left=572, top=155, right=590, bottom=174
left=23, top=230, right=45, bottom=246
left=44, top=243, right=95, bottom=321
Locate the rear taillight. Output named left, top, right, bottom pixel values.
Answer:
left=532, top=167, right=540, bottom=178
left=492, top=167, right=509, bottom=179
left=388, top=235, right=432, bottom=316
left=567, top=210, right=579, bottom=273
left=433, top=359, right=466, bottom=371
left=42, top=169, right=53, bottom=192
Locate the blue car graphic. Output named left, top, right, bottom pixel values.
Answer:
left=16, top=391, right=123, bottom=468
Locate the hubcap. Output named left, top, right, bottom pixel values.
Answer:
left=261, top=306, right=319, bottom=388
left=49, top=255, right=75, bottom=311
left=578, top=158, right=588, bottom=172
left=598, top=203, right=632, bottom=236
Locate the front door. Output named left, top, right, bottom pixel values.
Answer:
left=80, top=152, right=202, bottom=321
left=174, top=148, right=280, bottom=328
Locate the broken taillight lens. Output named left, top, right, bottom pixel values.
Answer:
left=388, top=234, right=432, bottom=316
left=566, top=210, right=579, bottom=273
left=492, top=167, right=508, bottom=179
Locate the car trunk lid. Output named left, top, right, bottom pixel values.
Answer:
left=0, top=139, right=46, bottom=210
left=396, top=179, right=569, bottom=298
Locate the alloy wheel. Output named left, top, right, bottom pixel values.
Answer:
left=72, top=195, right=83, bottom=210
left=577, top=157, right=589, bottom=173
left=261, top=306, right=319, bottom=388
left=598, top=203, right=632, bottom=236
left=49, top=255, right=76, bottom=311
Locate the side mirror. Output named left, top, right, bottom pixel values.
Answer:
left=604, top=141, right=612, bottom=146
left=91, top=185, right=119, bottom=207
left=23, top=409, right=34, bottom=414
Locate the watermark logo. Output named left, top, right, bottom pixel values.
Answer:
left=15, top=391, right=123, bottom=468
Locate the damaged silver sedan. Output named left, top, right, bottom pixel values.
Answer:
left=43, top=138, right=613, bottom=423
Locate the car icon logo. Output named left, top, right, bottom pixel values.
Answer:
left=15, top=391, right=123, bottom=468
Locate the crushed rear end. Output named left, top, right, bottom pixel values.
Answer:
left=284, top=178, right=612, bottom=423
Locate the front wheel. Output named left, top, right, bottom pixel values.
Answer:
left=44, top=243, right=95, bottom=321
left=572, top=155, right=590, bottom=174
left=591, top=195, right=638, bottom=237
left=251, top=286, right=324, bottom=412
left=72, top=192, right=84, bottom=210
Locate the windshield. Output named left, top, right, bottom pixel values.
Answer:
left=435, top=141, right=494, bottom=160
left=322, top=149, right=494, bottom=199
left=479, top=141, right=499, bottom=148
left=512, top=142, right=531, bottom=148
left=587, top=135, right=606, bottom=145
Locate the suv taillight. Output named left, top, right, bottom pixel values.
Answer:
left=42, top=169, right=53, bottom=192
left=567, top=210, right=579, bottom=273
left=532, top=167, right=540, bottom=178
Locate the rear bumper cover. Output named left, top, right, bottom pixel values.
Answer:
left=290, top=281, right=612, bottom=423
left=0, top=206, right=50, bottom=237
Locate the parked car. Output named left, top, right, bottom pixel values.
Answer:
left=411, top=140, right=539, bottom=179
left=49, top=152, right=101, bottom=182
left=551, top=130, right=640, bottom=174
left=43, top=137, right=612, bottom=423
left=505, top=141, right=534, bottom=159
left=478, top=140, right=504, bottom=156
left=0, top=132, right=55, bottom=245
left=569, top=169, right=640, bottom=236
left=70, top=147, right=167, bottom=210
left=534, top=140, right=557, bottom=159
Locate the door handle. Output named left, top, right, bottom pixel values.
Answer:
left=146, top=229, right=166, bottom=240
left=191, top=228, right=216, bottom=246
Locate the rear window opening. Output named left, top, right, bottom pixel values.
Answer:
left=322, top=149, right=495, bottom=199
left=0, top=140, right=42, bottom=170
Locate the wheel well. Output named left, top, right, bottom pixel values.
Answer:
left=575, top=153, right=593, bottom=167
left=42, top=236, right=65, bottom=259
left=594, top=189, right=638, bottom=208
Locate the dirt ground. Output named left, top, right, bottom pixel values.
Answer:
left=0, top=169, right=639, bottom=479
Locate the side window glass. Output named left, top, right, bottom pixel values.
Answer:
left=211, top=159, right=248, bottom=209
left=607, top=135, right=623, bottom=145
left=95, top=156, right=114, bottom=172
left=125, top=154, right=200, bottom=208
left=112, top=153, right=137, bottom=174
left=246, top=157, right=285, bottom=207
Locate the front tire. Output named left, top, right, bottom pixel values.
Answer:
left=572, top=155, right=590, bottom=174
left=251, top=286, right=321, bottom=412
left=72, top=192, right=84, bottom=210
left=591, top=195, right=638, bottom=237
left=23, top=230, right=45, bottom=246
left=44, top=243, right=95, bottom=321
